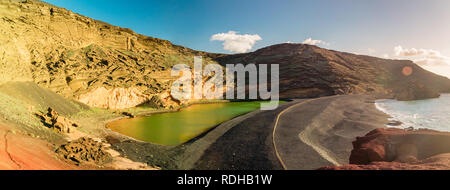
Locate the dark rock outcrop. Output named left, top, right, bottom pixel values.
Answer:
left=121, top=112, right=135, bottom=118
left=319, top=128, right=450, bottom=170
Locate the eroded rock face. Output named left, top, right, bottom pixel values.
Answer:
left=37, top=107, right=78, bottom=133
left=77, top=87, right=190, bottom=109
left=77, top=87, right=150, bottom=109
left=319, top=128, right=450, bottom=170
left=2, top=0, right=449, bottom=110
left=0, top=0, right=221, bottom=109
left=56, top=137, right=112, bottom=165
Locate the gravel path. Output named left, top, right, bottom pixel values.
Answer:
left=195, top=95, right=389, bottom=170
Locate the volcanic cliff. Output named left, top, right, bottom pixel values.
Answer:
left=1, top=0, right=450, bottom=170
left=1, top=0, right=449, bottom=111
left=215, top=43, right=450, bottom=100
left=0, top=0, right=221, bottom=109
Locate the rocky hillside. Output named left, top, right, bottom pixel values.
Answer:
left=0, top=0, right=221, bottom=109
left=1, top=0, right=449, bottom=111
left=215, top=43, right=450, bottom=100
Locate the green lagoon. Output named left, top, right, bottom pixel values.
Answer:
left=108, top=101, right=281, bottom=146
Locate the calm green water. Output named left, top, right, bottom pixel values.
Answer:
left=108, top=101, right=281, bottom=146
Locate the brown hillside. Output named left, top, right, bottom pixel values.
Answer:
left=1, top=0, right=448, bottom=109
left=215, top=43, right=450, bottom=100
left=0, top=0, right=221, bottom=109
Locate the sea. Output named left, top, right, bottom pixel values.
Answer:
left=375, top=94, right=450, bottom=132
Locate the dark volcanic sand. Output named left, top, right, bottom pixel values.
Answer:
left=110, top=95, right=389, bottom=170
left=274, top=95, right=389, bottom=169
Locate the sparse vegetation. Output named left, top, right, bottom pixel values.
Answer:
left=118, top=49, right=135, bottom=57
left=65, top=50, right=76, bottom=59
left=0, top=92, right=41, bottom=129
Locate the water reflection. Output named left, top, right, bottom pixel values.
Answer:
left=107, top=101, right=275, bottom=146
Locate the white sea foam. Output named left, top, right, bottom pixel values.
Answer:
left=375, top=94, right=450, bottom=132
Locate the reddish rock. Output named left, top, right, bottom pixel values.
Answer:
left=0, top=125, right=83, bottom=170
left=319, top=128, right=450, bottom=170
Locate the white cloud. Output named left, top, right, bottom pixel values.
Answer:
left=210, top=31, right=262, bottom=53
left=302, top=37, right=330, bottom=46
left=394, top=45, right=450, bottom=78
left=394, top=46, right=439, bottom=57
left=394, top=46, right=450, bottom=67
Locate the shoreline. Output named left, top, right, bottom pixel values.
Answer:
left=193, top=95, right=390, bottom=169
left=106, top=99, right=288, bottom=125
left=374, top=94, right=449, bottom=132
left=0, top=93, right=413, bottom=170
left=101, top=95, right=393, bottom=170
left=0, top=93, right=415, bottom=170
left=88, top=99, right=289, bottom=169
left=374, top=99, right=400, bottom=125
left=77, top=94, right=449, bottom=170
left=48, top=95, right=393, bottom=170
left=104, top=99, right=288, bottom=145
left=270, top=95, right=390, bottom=169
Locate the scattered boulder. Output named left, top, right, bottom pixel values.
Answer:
left=387, top=120, right=403, bottom=126
left=56, top=137, right=112, bottom=165
left=122, top=112, right=135, bottom=118
left=36, top=107, right=79, bottom=133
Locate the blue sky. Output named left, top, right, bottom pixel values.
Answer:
left=42, top=0, right=450, bottom=77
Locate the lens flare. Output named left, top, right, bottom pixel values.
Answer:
left=402, top=66, right=413, bottom=76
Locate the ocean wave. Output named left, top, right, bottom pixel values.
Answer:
left=375, top=94, right=450, bottom=132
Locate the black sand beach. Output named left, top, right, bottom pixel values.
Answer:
left=110, top=95, right=390, bottom=170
